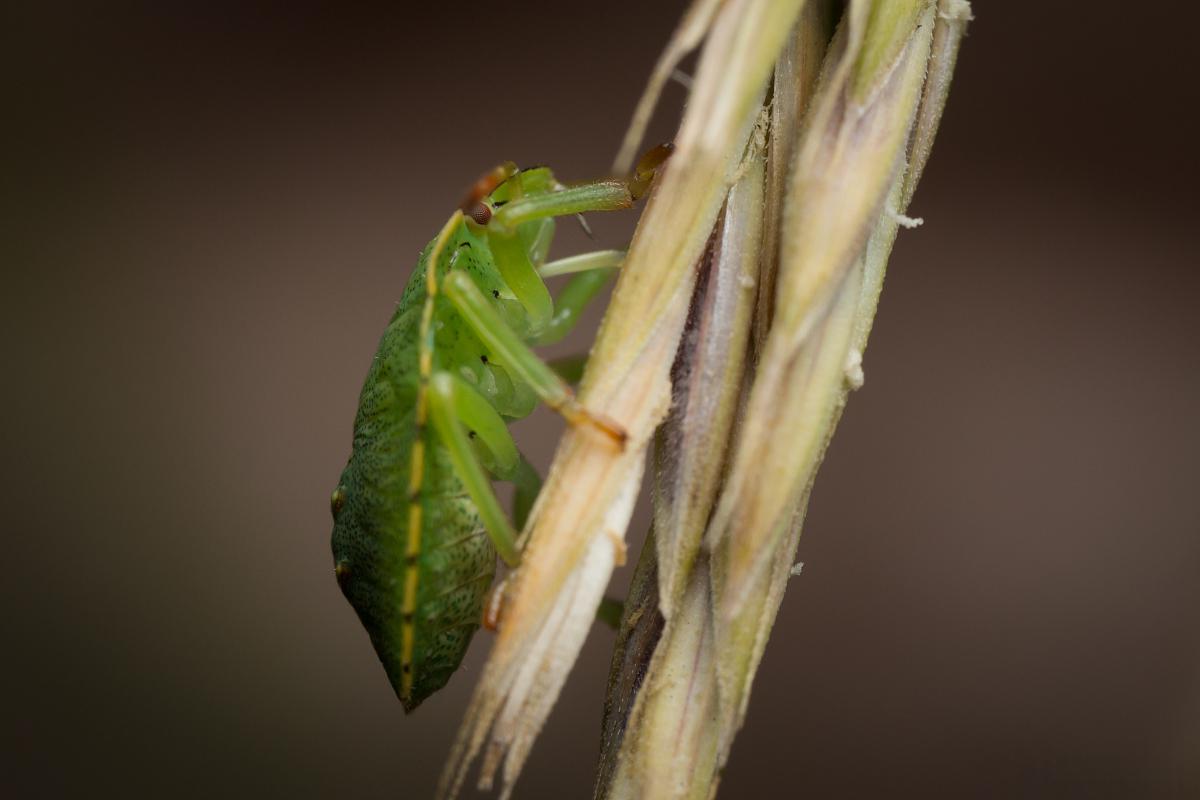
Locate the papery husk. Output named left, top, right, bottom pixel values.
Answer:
left=753, top=0, right=838, bottom=350
left=654, top=140, right=766, bottom=619
left=712, top=0, right=973, bottom=768
left=603, top=557, right=721, bottom=800
left=709, top=0, right=936, bottom=625
left=597, top=150, right=765, bottom=800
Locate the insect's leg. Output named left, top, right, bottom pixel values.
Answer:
left=488, top=180, right=635, bottom=237
left=443, top=270, right=626, bottom=446
left=537, top=249, right=625, bottom=279
left=531, top=263, right=621, bottom=346
left=511, top=455, right=541, bottom=532
left=546, top=354, right=588, bottom=385
left=528, top=248, right=626, bottom=346
left=485, top=179, right=641, bottom=333
left=427, top=372, right=524, bottom=566
left=488, top=144, right=672, bottom=236
left=483, top=149, right=672, bottom=323
left=596, top=597, right=624, bottom=629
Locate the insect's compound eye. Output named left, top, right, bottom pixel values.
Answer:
left=468, top=202, right=492, bottom=226
left=330, top=486, right=347, bottom=519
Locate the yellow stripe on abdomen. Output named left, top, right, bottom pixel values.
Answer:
left=398, top=210, right=463, bottom=700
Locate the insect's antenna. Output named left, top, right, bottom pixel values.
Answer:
left=459, top=162, right=518, bottom=213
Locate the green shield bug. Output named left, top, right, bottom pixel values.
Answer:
left=331, top=149, right=671, bottom=712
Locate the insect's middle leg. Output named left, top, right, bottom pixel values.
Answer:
left=443, top=270, right=626, bottom=446
left=531, top=250, right=626, bottom=347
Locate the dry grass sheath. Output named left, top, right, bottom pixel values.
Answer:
left=441, top=1, right=971, bottom=797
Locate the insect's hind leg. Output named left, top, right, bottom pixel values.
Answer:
left=443, top=270, right=626, bottom=447
left=546, top=354, right=588, bottom=385
left=511, top=455, right=541, bottom=532
left=427, top=372, right=526, bottom=566
left=596, top=597, right=624, bottom=629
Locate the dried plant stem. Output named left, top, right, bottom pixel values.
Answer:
left=597, top=2, right=972, bottom=798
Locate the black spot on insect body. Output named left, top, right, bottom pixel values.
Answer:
left=406, top=554, right=418, bottom=566
left=480, top=354, right=488, bottom=364
left=491, top=289, right=500, bottom=298
left=402, top=663, right=412, bottom=674
left=468, top=430, right=477, bottom=439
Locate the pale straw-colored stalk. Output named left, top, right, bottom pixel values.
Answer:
left=708, top=0, right=939, bottom=622
left=597, top=1, right=972, bottom=797
left=437, top=2, right=807, bottom=797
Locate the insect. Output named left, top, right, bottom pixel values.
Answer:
left=330, top=149, right=669, bottom=712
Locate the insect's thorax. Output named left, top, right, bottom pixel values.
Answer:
left=378, top=225, right=543, bottom=423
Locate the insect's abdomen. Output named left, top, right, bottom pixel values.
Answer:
left=331, top=306, right=496, bottom=712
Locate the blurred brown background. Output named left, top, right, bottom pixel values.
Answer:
left=4, top=2, right=1198, bottom=798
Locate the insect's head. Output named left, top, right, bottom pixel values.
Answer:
left=459, top=163, right=564, bottom=231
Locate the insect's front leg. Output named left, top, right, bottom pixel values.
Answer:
left=486, top=144, right=672, bottom=236
left=442, top=271, right=626, bottom=447
left=468, top=180, right=637, bottom=334
left=487, top=181, right=635, bottom=238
